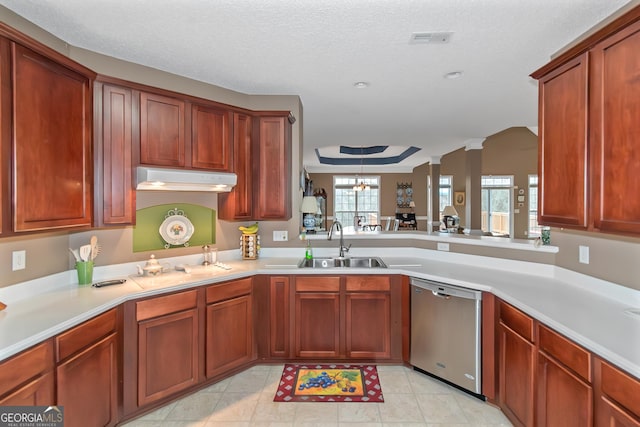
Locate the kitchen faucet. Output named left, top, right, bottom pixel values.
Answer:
left=328, top=220, right=351, bottom=258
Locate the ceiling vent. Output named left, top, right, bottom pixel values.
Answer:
left=410, top=32, right=453, bottom=44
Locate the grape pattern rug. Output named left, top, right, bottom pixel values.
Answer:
left=273, top=364, right=383, bottom=402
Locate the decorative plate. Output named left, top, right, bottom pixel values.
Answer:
left=406, top=187, right=413, bottom=196
left=396, top=188, right=404, bottom=196
left=159, top=213, right=194, bottom=246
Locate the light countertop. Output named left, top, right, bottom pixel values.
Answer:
left=0, top=247, right=638, bottom=380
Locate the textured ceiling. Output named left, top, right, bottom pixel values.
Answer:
left=0, top=0, right=632, bottom=172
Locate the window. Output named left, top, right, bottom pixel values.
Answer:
left=334, top=176, right=380, bottom=230
left=481, top=176, right=513, bottom=236
left=439, top=175, right=453, bottom=218
left=528, top=175, right=541, bottom=238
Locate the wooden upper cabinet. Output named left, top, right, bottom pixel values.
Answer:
left=254, top=114, right=292, bottom=220
left=0, top=38, right=9, bottom=236
left=140, top=91, right=185, bottom=167
left=532, top=7, right=640, bottom=237
left=590, top=20, right=640, bottom=235
left=191, top=103, right=231, bottom=171
left=94, top=81, right=136, bottom=226
left=12, top=42, right=94, bottom=232
left=536, top=53, right=588, bottom=229
left=218, top=112, right=253, bottom=220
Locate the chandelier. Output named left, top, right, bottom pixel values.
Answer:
left=353, top=147, right=370, bottom=192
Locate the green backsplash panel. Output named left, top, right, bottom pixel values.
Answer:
left=133, top=203, right=216, bottom=252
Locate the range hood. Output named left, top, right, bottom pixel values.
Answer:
left=136, top=167, right=237, bottom=192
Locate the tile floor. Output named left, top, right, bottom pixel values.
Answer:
left=121, top=364, right=513, bottom=427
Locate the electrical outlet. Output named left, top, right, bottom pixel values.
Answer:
left=437, top=242, right=450, bottom=252
left=12, top=250, right=26, bottom=271
left=273, top=230, right=288, bottom=242
left=579, top=245, right=590, bottom=264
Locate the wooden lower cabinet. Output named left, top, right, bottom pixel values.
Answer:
left=268, top=276, right=290, bottom=358
left=597, top=397, right=640, bottom=427
left=136, top=290, right=199, bottom=407
left=595, top=358, right=640, bottom=427
left=498, top=302, right=536, bottom=427
left=345, top=276, right=391, bottom=359
left=205, top=278, right=254, bottom=377
left=0, top=372, right=54, bottom=405
left=292, top=275, right=400, bottom=361
left=55, top=309, right=119, bottom=427
left=537, top=352, right=592, bottom=427
left=536, top=323, right=593, bottom=427
left=56, top=334, right=118, bottom=427
left=294, top=277, right=341, bottom=358
left=0, top=341, right=54, bottom=405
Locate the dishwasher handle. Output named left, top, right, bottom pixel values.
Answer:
left=412, top=285, right=452, bottom=299
left=431, top=290, right=451, bottom=299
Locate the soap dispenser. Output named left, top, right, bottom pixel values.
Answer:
left=305, top=239, right=313, bottom=260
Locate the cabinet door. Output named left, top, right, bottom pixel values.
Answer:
left=0, top=341, right=54, bottom=404
left=95, top=82, right=135, bottom=225
left=269, top=276, right=290, bottom=358
left=13, top=42, right=93, bottom=232
left=206, top=294, right=253, bottom=378
left=0, top=372, right=54, bottom=405
left=218, top=112, right=253, bottom=220
left=590, top=20, right=640, bottom=234
left=140, top=91, right=185, bottom=167
left=295, top=292, right=340, bottom=358
left=597, top=397, right=640, bottom=427
left=137, top=308, right=198, bottom=406
left=254, top=115, right=291, bottom=220
left=499, top=323, right=536, bottom=427
left=345, top=292, right=391, bottom=359
left=537, top=53, right=588, bottom=229
left=191, top=103, right=231, bottom=171
left=597, top=359, right=640, bottom=425
left=57, top=334, right=118, bottom=427
left=536, top=351, right=592, bottom=427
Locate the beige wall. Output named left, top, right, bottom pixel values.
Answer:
left=441, top=127, right=538, bottom=238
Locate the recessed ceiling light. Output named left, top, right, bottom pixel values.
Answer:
left=444, top=71, right=463, bottom=80
left=410, top=32, right=453, bottom=44
left=353, top=81, right=369, bottom=89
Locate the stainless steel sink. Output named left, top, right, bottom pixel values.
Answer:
left=297, top=256, right=387, bottom=268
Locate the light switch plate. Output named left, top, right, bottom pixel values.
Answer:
left=273, top=230, right=288, bottom=242
left=12, top=250, right=26, bottom=271
left=579, top=245, right=589, bottom=264
left=437, top=242, right=450, bottom=252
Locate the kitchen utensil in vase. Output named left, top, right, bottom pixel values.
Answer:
left=79, top=244, right=92, bottom=262
left=69, top=247, right=81, bottom=262
left=90, top=235, right=100, bottom=260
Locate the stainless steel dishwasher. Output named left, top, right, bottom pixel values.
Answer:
left=410, top=278, right=482, bottom=396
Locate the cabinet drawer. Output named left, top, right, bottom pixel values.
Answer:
left=295, top=276, right=340, bottom=292
left=601, top=360, right=640, bottom=418
left=538, top=324, right=591, bottom=382
left=56, top=309, right=117, bottom=362
left=0, top=341, right=54, bottom=397
left=136, top=290, right=198, bottom=321
left=206, top=278, right=252, bottom=304
left=499, top=301, right=534, bottom=342
left=345, top=275, right=390, bottom=292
